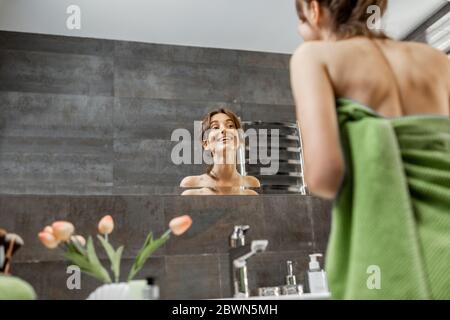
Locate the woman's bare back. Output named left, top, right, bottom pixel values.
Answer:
left=323, top=37, right=450, bottom=118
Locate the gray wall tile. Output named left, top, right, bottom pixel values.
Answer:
left=0, top=92, right=113, bottom=139
left=238, top=51, right=291, bottom=69
left=115, top=41, right=238, bottom=65
left=162, top=195, right=266, bottom=255
left=114, top=58, right=240, bottom=101
left=0, top=50, right=113, bottom=96
left=240, top=67, right=294, bottom=105
left=0, top=153, right=113, bottom=194
left=164, top=254, right=221, bottom=299
left=241, top=103, right=295, bottom=122
left=0, top=31, right=114, bottom=56
left=113, top=97, right=240, bottom=139
left=113, top=139, right=198, bottom=189
left=261, top=195, right=315, bottom=251
left=308, top=198, right=333, bottom=253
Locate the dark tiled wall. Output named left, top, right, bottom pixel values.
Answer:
left=0, top=31, right=296, bottom=195
left=0, top=194, right=332, bottom=299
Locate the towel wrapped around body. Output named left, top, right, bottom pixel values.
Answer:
left=325, top=98, right=450, bottom=299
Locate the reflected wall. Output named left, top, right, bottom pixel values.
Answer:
left=0, top=31, right=298, bottom=196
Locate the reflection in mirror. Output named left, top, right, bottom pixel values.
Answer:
left=242, top=120, right=307, bottom=195
left=181, top=187, right=259, bottom=196
left=176, top=108, right=308, bottom=195
left=180, top=109, right=260, bottom=195
left=177, top=107, right=309, bottom=196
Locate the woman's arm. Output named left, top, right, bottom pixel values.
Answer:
left=290, top=43, right=345, bottom=199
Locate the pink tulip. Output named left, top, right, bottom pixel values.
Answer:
left=44, top=226, right=53, bottom=234
left=70, top=235, right=86, bottom=247
left=51, top=221, right=75, bottom=241
left=38, top=231, right=59, bottom=249
left=98, top=215, right=114, bottom=235
left=169, top=215, right=192, bottom=236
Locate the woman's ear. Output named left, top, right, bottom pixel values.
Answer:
left=202, top=139, right=210, bottom=151
left=309, top=0, right=322, bottom=27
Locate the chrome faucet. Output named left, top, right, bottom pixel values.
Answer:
left=229, top=225, right=268, bottom=298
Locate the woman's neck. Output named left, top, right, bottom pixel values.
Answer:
left=210, top=164, right=240, bottom=181
left=210, top=151, right=240, bottom=181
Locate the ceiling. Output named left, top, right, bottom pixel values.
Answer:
left=0, top=0, right=447, bottom=53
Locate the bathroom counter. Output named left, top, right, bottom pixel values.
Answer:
left=215, top=292, right=331, bottom=300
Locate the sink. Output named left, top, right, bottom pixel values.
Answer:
left=215, top=292, right=331, bottom=300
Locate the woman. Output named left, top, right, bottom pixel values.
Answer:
left=290, top=0, right=450, bottom=299
left=180, top=108, right=260, bottom=195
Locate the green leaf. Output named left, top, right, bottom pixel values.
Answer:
left=70, top=238, right=87, bottom=256
left=113, top=246, right=124, bottom=282
left=63, top=250, right=106, bottom=283
left=63, top=251, right=92, bottom=272
left=97, top=234, right=125, bottom=283
left=128, top=231, right=170, bottom=281
left=86, top=236, right=112, bottom=283
left=97, top=235, right=122, bottom=282
left=97, top=235, right=115, bottom=261
left=133, top=232, right=153, bottom=268
left=143, top=232, right=154, bottom=248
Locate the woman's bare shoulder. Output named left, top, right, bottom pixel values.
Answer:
left=180, top=174, right=209, bottom=187
left=291, top=41, right=329, bottom=62
left=180, top=176, right=196, bottom=187
left=291, top=41, right=346, bottom=72
left=243, top=175, right=261, bottom=188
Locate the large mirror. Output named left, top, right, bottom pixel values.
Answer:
left=175, top=107, right=307, bottom=195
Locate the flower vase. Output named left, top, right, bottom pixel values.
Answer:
left=86, top=280, right=148, bottom=300
left=87, top=282, right=130, bottom=300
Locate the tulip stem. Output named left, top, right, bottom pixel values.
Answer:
left=162, top=229, right=172, bottom=239
left=104, top=234, right=109, bottom=243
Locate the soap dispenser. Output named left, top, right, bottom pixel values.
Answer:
left=306, top=254, right=329, bottom=294
left=142, top=277, right=160, bottom=300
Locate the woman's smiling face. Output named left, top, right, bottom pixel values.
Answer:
left=204, top=112, right=240, bottom=155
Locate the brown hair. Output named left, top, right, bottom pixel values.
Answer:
left=201, top=108, right=242, bottom=176
left=295, top=0, right=388, bottom=39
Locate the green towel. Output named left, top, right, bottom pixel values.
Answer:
left=0, top=274, right=36, bottom=300
left=325, top=98, right=450, bottom=300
